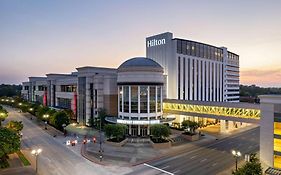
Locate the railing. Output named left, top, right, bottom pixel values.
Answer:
left=163, top=102, right=261, bottom=120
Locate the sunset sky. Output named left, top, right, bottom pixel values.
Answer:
left=0, top=0, right=281, bottom=87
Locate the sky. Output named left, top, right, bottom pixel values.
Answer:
left=0, top=0, right=281, bottom=87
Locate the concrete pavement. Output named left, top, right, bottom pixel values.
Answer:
left=3, top=106, right=133, bottom=175
left=127, top=126, right=260, bottom=175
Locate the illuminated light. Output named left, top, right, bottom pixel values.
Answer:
left=43, top=114, right=49, bottom=118
left=31, top=148, right=42, bottom=155
left=18, top=103, right=22, bottom=106
left=117, top=119, right=160, bottom=125
left=163, top=102, right=261, bottom=120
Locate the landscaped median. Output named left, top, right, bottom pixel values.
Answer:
left=16, top=151, right=31, bottom=166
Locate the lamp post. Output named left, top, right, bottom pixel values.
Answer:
left=62, top=123, right=66, bottom=136
left=31, top=148, right=42, bottom=174
left=99, top=114, right=103, bottom=161
left=232, top=150, right=241, bottom=171
left=43, top=114, right=49, bottom=129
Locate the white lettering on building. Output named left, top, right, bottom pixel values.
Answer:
left=147, top=38, right=166, bottom=48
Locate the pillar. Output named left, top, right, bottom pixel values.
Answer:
left=129, top=125, right=132, bottom=135
left=138, top=125, right=140, bottom=136
left=220, top=120, right=227, bottom=133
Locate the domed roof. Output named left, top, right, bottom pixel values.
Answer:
left=118, top=57, right=162, bottom=69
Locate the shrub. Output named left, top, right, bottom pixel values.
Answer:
left=49, top=111, right=70, bottom=131
left=105, top=124, right=127, bottom=142
left=150, top=124, right=171, bottom=143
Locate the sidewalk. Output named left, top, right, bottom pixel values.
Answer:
left=81, top=124, right=259, bottom=167
left=22, top=113, right=64, bottom=137
left=82, top=134, right=217, bottom=167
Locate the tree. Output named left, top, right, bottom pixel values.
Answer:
left=0, top=127, right=20, bottom=168
left=182, top=120, right=199, bottom=134
left=104, top=124, right=127, bottom=142
left=150, top=124, right=171, bottom=143
left=0, top=106, right=8, bottom=127
left=232, top=153, right=262, bottom=175
left=49, top=111, right=70, bottom=131
left=6, top=121, right=23, bottom=133
left=95, top=108, right=107, bottom=129
left=88, top=116, right=95, bottom=128
left=36, top=106, right=50, bottom=120
left=0, top=84, right=21, bottom=97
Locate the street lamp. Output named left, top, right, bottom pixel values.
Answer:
left=232, top=150, right=241, bottom=171
left=62, top=123, right=66, bottom=136
left=99, top=114, right=103, bottom=161
left=31, top=148, right=42, bottom=174
left=43, top=115, right=49, bottom=129
left=18, top=103, right=22, bottom=106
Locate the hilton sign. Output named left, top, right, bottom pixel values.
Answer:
left=147, top=38, right=166, bottom=48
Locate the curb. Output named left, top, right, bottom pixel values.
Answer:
left=80, top=143, right=108, bottom=166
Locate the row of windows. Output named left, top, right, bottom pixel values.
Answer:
left=177, top=57, right=224, bottom=102
left=119, top=85, right=162, bottom=114
left=228, top=52, right=239, bottom=61
left=61, top=85, right=77, bottom=92
left=176, top=39, right=223, bottom=62
left=38, top=86, right=47, bottom=91
left=57, top=98, right=72, bottom=109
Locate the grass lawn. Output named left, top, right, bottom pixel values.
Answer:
left=16, top=151, right=30, bottom=166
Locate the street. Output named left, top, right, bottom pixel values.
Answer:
left=129, top=127, right=260, bottom=175
left=3, top=106, right=132, bottom=175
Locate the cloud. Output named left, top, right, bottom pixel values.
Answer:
left=240, top=68, right=281, bottom=87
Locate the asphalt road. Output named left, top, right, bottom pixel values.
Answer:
left=128, top=127, right=260, bottom=175
left=3, top=106, right=131, bottom=175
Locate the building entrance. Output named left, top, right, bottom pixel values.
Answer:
left=140, top=126, right=148, bottom=137
left=131, top=125, right=138, bottom=136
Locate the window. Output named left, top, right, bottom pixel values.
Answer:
left=119, top=87, right=122, bottom=112
left=140, top=86, right=148, bottom=113
left=157, top=86, right=161, bottom=112
left=123, top=86, right=129, bottom=113
left=131, top=86, right=138, bottom=113
left=149, top=86, right=156, bottom=113
left=178, top=57, right=181, bottom=99
left=177, top=40, right=182, bottom=54
left=182, top=40, right=187, bottom=55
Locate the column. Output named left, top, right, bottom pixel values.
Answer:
left=217, top=63, right=220, bottom=102
left=202, top=60, right=206, bottom=101
left=220, top=120, right=227, bottom=133
left=206, top=61, right=209, bottom=101
left=198, top=60, right=201, bottom=101
left=190, top=58, right=193, bottom=100
left=194, top=60, right=197, bottom=100
left=129, top=125, right=132, bottom=135
left=185, top=58, right=189, bottom=100
left=138, top=125, right=140, bottom=136
left=180, top=57, right=184, bottom=99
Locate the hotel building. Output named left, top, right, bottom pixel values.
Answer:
left=146, top=32, right=239, bottom=102
left=21, top=32, right=240, bottom=135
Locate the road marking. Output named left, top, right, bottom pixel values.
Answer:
left=200, top=158, right=207, bottom=163
left=173, top=170, right=181, bottom=174
left=222, top=151, right=226, bottom=153
left=248, top=145, right=253, bottom=149
left=161, top=165, right=170, bottom=169
left=144, top=163, right=174, bottom=175
left=212, top=163, right=217, bottom=167
left=190, top=155, right=197, bottom=159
